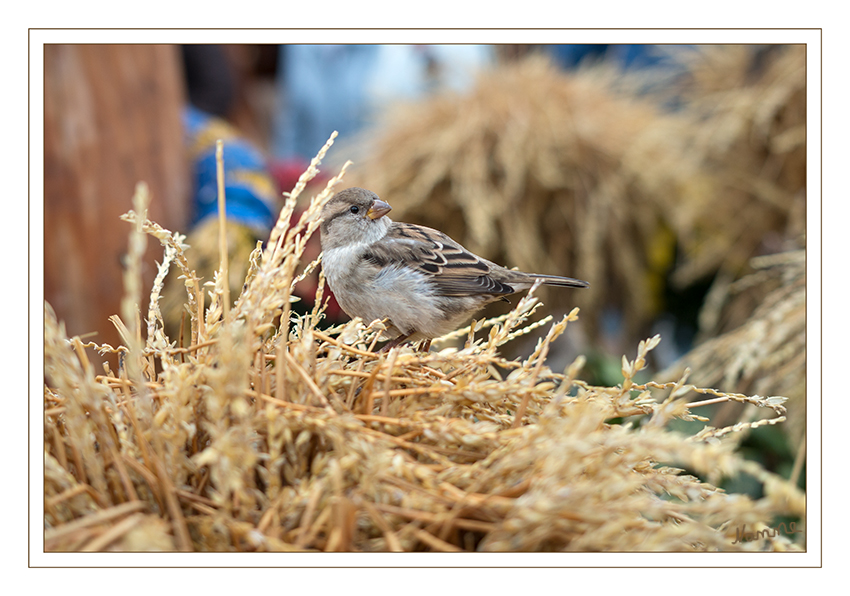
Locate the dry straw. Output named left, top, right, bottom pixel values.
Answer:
left=44, top=134, right=804, bottom=552
left=662, top=249, right=806, bottom=449
left=651, top=46, right=807, bottom=455
left=659, top=44, right=806, bottom=289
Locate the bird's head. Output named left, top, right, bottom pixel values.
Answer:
left=320, top=187, right=393, bottom=249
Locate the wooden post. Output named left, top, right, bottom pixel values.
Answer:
left=44, top=44, right=190, bottom=351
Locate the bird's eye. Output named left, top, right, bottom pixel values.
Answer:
left=349, top=205, right=360, bottom=214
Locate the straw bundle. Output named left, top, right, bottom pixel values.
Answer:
left=43, top=139, right=804, bottom=552
left=345, top=56, right=691, bottom=342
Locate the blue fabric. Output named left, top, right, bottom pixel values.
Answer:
left=183, top=106, right=278, bottom=233
left=273, top=45, right=380, bottom=161
left=546, top=44, right=691, bottom=71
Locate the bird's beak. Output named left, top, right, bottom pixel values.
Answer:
left=367, top=199, right=392, bottom=220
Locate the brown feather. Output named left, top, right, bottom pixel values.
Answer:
left=366, top=222, right=517, bottom=297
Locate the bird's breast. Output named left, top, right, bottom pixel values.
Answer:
left=322, top=244, right=450, bottom=338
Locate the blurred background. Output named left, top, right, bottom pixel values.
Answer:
left=44, top=43, right=806, bottom=487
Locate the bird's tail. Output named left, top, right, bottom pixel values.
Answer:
left=533, top=274, right=589, bottom=289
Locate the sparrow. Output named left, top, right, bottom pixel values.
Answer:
left=319, top=187, right=589, bottom=351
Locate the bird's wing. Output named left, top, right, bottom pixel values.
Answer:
left=364, top=223, right=515, bottom=297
